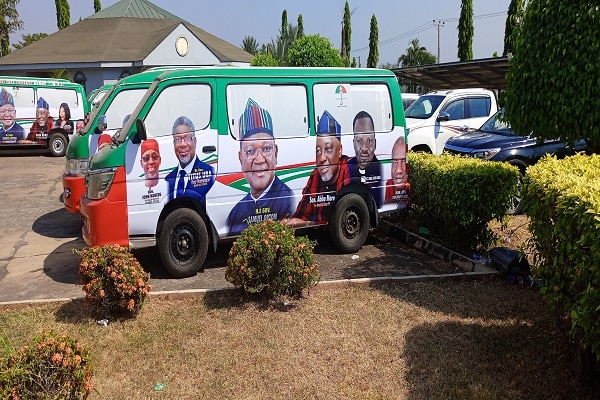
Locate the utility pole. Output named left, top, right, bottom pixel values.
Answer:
left=433, top=20, right=445, bottom=64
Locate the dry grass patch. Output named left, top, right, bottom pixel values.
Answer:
left=0, top=280, right=594, bottom=399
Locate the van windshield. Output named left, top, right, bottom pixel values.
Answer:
left=404, top=95, right=445, bottom=119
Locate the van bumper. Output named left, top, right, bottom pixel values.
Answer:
left=62, top=174, right=86, bottom=214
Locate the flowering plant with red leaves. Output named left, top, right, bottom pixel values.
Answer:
left=76, top=244, right=151, bottom=318
left=0, top=330, right=93, bottom=399
left=226, top=220, right=320, bottom=298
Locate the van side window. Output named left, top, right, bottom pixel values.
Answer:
left=313, top=83, right=393, bottom=136
left=144, top=84, right=212, bottom=139
left=226, top=84, right=309, bottom=140
left=103, top=89, right=147, bottom=130
left=467, top=97, right=492, bottom=118
left=38, top=88, right=81, bottom=120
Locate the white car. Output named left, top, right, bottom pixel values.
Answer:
left=405, top=88, right=498, bottom=154
left=401, top=93, right=420, bottom=110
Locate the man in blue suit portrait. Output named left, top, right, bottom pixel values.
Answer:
left=165, top=116, right=215, bottom=202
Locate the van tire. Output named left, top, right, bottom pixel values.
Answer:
left=49, top=133, right=68, bottom=157
left=159, top=208, right=208, bottom=278
left=330, top=193, right=370, bottom=253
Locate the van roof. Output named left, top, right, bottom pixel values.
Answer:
left=151, top=66, right=397, bottom=82
left=0, top=76, right=81, bottom=88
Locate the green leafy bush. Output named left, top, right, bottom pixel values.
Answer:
left=523, top=153, right=600, bottom=358
left=76, top=244, right=151, bottom=318
left=225, top=220, right=320, bottom=298
left=0, top=330, right=93, bottom=399
left=408, top=152, right=519, bottom=253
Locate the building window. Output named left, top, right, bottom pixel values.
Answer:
left=73, top=71, right=87, bottom=92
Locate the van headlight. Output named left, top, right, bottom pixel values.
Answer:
left=471, top=148, right=500, bottom=160
left=65, top=158, right=89, bottom=176
left=86, top=167, right=117, bottom=200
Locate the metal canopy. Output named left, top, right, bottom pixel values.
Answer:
left=391, top=56, right=509, bottom=91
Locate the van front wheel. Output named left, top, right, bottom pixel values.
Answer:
left=159, top=208, right=208, bottom=278
left=330, top=193, right=370, bottom=253
left=49, top=133, right=68, bottom=157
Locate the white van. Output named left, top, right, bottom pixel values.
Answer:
left=404, top=88, right=498, bottom=154
left=0, top=76, right=90, bottom=156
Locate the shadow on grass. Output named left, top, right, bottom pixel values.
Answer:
left=402, top=320, right=591, bottom=400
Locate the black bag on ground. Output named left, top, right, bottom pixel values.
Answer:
left=489, top=246, right=530, bottom=277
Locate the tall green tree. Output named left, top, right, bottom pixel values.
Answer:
left=341, top=1, right=352, bottom=66
left=0, top=0, right=23, bottom=57
left=13, top=33, right=48, bottom=50
left=367, top=14, right=378, bottom=68
left=55, top=0, right=70, bottom=30
left=503, top=0, right=523, bottom=56
left=505, top=1, right=600, bottom=153
left=286, top=34, right=344, bottom=67
left=297, top=14, right=304, bottom=38
left=94, top=0, right=101, bottom=13
left=457, top=0, right=473, bottom=61
left=280, top=10, right=288, bottom=43
left=241, top=36, right=259, bottom=55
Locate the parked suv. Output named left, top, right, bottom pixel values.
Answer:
left=405, top=88, right=498, bottom=154
left=443, top=108, right=588, bottom=214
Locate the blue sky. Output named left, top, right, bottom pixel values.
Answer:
left=13, top=0, right=511, bottom=65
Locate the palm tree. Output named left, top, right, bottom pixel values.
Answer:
left=398, top=38, right=436, bottom=67
left=398, top=38, right=436, bottom=92
left=241, top=36, right=259, bottom=55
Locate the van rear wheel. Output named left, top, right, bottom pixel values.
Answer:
left=158, top=208, right=208, bottom=278
left=49, top=133, right=67, bottom=157
left=330, top=193, right=370, bottom=253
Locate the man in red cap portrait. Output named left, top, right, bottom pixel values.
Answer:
left=140, top=138, right=161, bottom=188
left=285, top=110, right=350, bottom=228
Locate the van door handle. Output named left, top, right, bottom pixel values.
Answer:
left=202, top=145, right=216, bottom=153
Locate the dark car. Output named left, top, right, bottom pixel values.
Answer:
left=443, top=108, right=587, bottom=214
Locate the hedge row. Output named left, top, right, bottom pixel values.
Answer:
left=523, top=153, right=600, bottom=358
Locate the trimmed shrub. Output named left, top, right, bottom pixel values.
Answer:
left=225, top=220, right=320, bottom=298
left=76, top=244, right=151, bottom=319
left=0, top=330, right=93, bottom=399
left=407, top=151, right=519, bottom=253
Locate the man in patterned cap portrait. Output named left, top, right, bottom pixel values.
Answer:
left=0, top=88, right=25, bottom=143
left=226, top=98, right=293, bottom=236
left=23, top=97, right=54, bottom=144
left=285, top=110, right=350, bottom=228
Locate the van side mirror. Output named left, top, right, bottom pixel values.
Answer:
left=437, top=111, right=450, bottom=122
left=131, top=119, right=147, bottom=144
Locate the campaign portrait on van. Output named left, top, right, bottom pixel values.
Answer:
left=55, top=102, right=74, bottom=135
left=140, top=138, right=161, bottom=188
left=165, top=115, right=215, bottom=202
left=285, top=110, right=350, bottom=228
left=75, top=119, right=85, bottom=134
left=226, top=98, right=294, bottom=236
left=22, top=97, right=54, bottom=144
left=348, top=110, right=383, bottom=207
left=0, top=88, right=25, bottom=144
left=384, top=136, right=409, bottom=208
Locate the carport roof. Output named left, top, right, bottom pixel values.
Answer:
left=391, top=56, right=509, bottom=91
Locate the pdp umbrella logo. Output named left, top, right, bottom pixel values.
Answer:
left=335, top=85, right=347, bottom=105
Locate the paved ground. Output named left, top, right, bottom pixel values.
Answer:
left=0, top=151, right=494, bottom=305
